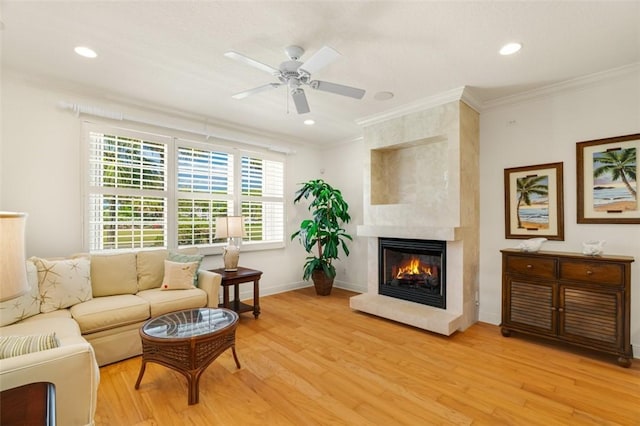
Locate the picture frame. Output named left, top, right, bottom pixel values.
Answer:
left=504, top=162, right=564, bottom=240
left=577, top=133, right=639, bottom=224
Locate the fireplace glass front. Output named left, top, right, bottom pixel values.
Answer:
left=378, top=238, right=446, bottom=309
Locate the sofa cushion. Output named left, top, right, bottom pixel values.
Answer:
left=0, top=260, right=41, bottom=326
left=136, top=288, right=207, bottom=317
left=90, top=252, right=138, bottom=297
left=137, top=249, right=168, bottom=291
left=0, top=316, right=81, bottom=340
left=161, top=260, right=199, bottom=290
left=32, top=257, right=92, bottom=313
left=70, top=294, right=150, bottom=334
left=0, top=333, right=59, bottom=359
left=20, top=309, right=72, bottom=323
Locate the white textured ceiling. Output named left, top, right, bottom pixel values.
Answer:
left=2, top=1, right=639, bottom=146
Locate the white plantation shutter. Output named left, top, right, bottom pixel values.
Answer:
left=241, top=156, right=285, bottom=243
left=87, top=131, right=168, bottom=251
left=176, top=146, right=234, bottom=247
left=84, top=124, right=285, bottom=252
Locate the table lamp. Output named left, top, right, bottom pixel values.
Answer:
left=0, top=212, right=29, bottom=302
left=214, top=216, right=246, bottom=272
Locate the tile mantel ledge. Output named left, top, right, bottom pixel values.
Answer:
left=357, top=225, right=462, bottom=241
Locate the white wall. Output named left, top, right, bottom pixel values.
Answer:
left=478, top=66, right=640, bottom=352
left=321, top=139, right=368, bottom=293
left=0, top=73, right=321, bottom=298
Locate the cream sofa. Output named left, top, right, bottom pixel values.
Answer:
left=69, top=250, right=221, bottom=366
left=0, top=249, right=221, bottom=426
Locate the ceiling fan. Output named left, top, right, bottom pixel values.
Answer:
left=224, top=45, right=366, bottom=114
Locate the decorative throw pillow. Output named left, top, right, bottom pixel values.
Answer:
left=161, top=260, right=199, bottom=290
left=0, top=333, right=59, bottom=359
left=33, top=257, right=93, bottom=313
left=0, top=260, right=41, bottom=327
left=168, top=252, right=204, bottom=286
left=137, top=249, right=169, bottom=290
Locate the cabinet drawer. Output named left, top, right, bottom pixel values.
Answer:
left=505, top=255, right=557, bottom=279
left=559, top=260, right=624, bottom=286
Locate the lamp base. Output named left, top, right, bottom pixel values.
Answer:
left=222, top=245, right=240, bottom=272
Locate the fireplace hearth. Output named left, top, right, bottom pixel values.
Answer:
left=379, top=238, right=446, bottom=309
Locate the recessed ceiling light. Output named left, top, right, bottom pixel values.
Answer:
left=304, top=119, right=315, bottom=126
left=374, top=91, right=394, bottom=101
left=499, top=42, right=522, bottom=56
left=74, top=46, right=97, bottom=58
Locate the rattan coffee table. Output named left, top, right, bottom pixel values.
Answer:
left=135, top=308, right=241, bottom=405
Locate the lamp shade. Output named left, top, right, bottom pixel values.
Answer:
left=214, top=216, right=246, bottom=239
left=0, top=212, right=29, bottom=302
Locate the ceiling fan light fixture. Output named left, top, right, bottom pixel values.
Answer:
left=224, top=44, right=365, bottom=114
left=499, top=42, right=522, bottom=56
left=74, top=46, right=97, bottom=58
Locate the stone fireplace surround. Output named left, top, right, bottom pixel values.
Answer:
left=350, top=88, right=480, bottom=336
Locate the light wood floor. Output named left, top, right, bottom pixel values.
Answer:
left=95, top=288, right=640, bottom=425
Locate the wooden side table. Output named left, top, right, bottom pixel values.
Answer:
left=209, top=266, right=263, bottom=318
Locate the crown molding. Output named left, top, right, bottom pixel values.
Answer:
left=356, top=86, right=479, bottom=128
left=482, top=62, right=640, bottom=110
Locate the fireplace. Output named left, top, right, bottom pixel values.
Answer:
left=378, top=238, right=446, bottom=309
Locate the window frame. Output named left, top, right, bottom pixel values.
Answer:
left=82, top=121, right=286, bottom=255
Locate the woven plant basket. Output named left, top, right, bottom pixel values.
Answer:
left=311, top=270, right=334, bottom=296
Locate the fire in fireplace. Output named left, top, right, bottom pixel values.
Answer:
left=378, top=238, right=446, bottom=309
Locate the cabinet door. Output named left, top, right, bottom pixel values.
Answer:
left=504, top=277, right=556, bottom=336
left=558, top=285, right=622, bottom=350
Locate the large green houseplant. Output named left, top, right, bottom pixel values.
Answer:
left=291, top=179, right=352, bottom=295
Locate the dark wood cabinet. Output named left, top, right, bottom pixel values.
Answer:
left=501, top=249, right=634, bottom=367
left=0, top=382, right=55, bottom=425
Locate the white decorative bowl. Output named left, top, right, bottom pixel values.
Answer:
left=516, top=237, right=547, bottom=253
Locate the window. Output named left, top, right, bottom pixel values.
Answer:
left=176, top=146, right=233, bottom=246
left=87, top=131, right=168, bottom=251
left=241, top=156, right=284, bottom=244
left=84, top=123, right=285, bottom=253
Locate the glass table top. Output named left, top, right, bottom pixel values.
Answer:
left=142, top=308, right=237, bottom=339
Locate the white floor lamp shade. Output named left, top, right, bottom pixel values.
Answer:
left=0, top=212, right=29, bottom=302
left=214, top=216, right=246, bottom=272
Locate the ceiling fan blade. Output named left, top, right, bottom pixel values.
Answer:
left=310, top=80, right=366, bottom=99
left=299, top=46, right=341, bottom=75
left=291, top=89, right=310, bottom=114
left=232, top=83, right=281, bottom=99
left=224, top=51, right=280, bottom=75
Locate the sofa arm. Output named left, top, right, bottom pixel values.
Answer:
left=197, top=269, right=221, bottom=308
left=0, top=342, right=99, bottom=426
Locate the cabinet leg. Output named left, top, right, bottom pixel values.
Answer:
left=500, top=327, right=512, bottom=337
left=617, top=356, right=632, bottom=368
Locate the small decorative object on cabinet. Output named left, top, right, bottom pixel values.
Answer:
left=582, top=240, right=605, bottom=256
left=500, top=248, right=634, bottom=367
left=516, top=237, right=547, bottom=253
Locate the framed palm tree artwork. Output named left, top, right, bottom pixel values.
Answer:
left=577, top=133, right=639, bottom=224
left=504, top=162, right=564, bottom=240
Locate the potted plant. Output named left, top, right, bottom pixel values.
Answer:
left=291, top=179, right=352, bottom=295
